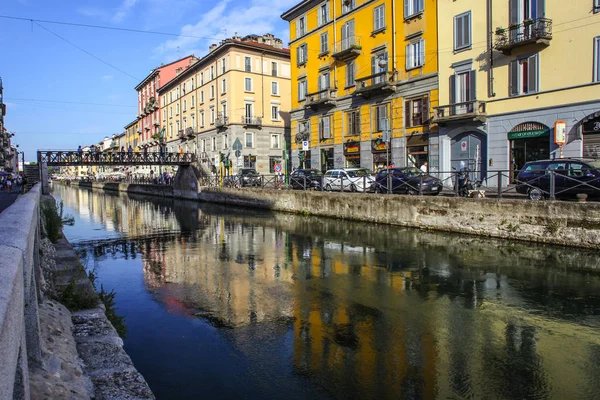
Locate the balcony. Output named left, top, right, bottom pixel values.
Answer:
left=433, top=101, right=487, bottom=124
left=215, top=116, right=228, bottom=128
left=305, top=89, right=337, bottom=109
left=332, top=37, right=361, bottom=60
left=354, top=72, right=395, bottom=98
left=178, top=129, right=185, bottom=139
left=295, top=130, right=309, bottom=143
left=494, top=18, right=552, bottom=55
left=242, top=116, right=262, bottom=127
left=153, top=118, right=160, bottom=127
left=185, top=127, right=196, bottom=138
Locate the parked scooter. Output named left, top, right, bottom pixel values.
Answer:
left=455, top=168, right=486, bottom=198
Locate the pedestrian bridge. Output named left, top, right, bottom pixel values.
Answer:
left=37, top=150, right=195, bottom=166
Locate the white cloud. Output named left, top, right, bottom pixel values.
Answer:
left=154, top=0, right=295, bottom=61
left=102, top=75, right=114, bottom=81
left=112, top=0, right=140, bottom=23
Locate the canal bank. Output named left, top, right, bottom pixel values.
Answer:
left=68, top=181, right=600, bottom=249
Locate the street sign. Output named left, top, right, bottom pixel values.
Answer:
left=232, top=138, right=243, bottom=151
left=302, top=141, right=310, bottom=151
left=554, top=120, right=566, bottom=146
left=214, top=155, right=220, bottom=168
left=274, top=163, right=282, bottom=172
left=234, top=150, right=241, bottom=158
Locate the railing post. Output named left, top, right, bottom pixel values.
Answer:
left=549, top=171, right=556, bottom=200
left=419, top=174, right=423, bottom=196
left=303, top=175, right=306, bottom=190
left=497, top=172, right=503, bottom=198
left=387, top=172, right=391, bottom=194
left=341, top=175, right=344, bottom=192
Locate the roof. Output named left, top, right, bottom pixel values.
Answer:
left=281, top=0, right=314, bottom=21
left=124, top=119, right=138, bottom=129
left=158, top=40, right=289, bottom=93
left=134, top=55, right=198, bottom=91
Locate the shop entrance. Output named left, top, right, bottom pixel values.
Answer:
left=450, top=131, right=486, bottom=179
left=582, top=114, right=600, bottom=158
left=320, top=148, right=334, bottom=173
left=508, top=122, right=550, bottom=179
left=344, top=141, right=361, bottom=168
left=406, top=134, right=429, bottom=169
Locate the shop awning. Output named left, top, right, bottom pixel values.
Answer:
left=508, top=129, right=549, bottom=140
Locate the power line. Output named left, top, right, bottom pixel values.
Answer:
left=33, top=21, right=140, bottom=81
left=0, top=14, right=227, bottom=41
left=6, top=97, right=137, bottom=108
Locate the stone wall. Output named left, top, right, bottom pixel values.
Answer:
left=77, top=182, right=176, bottom=198
left=199, top=188, right=600, bottom=249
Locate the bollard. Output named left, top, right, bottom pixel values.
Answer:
left=303, top=175, right=307, bottom=191
left=549, top=172, right=556, bottom=200
left=419, top=174, right=423, bottom=196
left=497, top=173, right=503, bottom=198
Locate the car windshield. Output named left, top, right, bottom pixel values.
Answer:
left=400, top=167, right=422, bottom=177
left=241, top=169, right=257, bottom=174
left=306, top=169, right=321, bottom=176
left=346, top=169, right=370, bottom=178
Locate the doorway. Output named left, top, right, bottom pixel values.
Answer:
left=450, top=132, right=486, bottom=179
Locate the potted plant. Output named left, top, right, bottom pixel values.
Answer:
left=509, top=23, right=520, bottom=30
left=523, top=18, right=534, bottom=26
left=350, top=44, right=362, bottom=50
left=495, top=27, right=506, bottom=35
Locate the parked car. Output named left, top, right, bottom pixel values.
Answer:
left=290, top=169, right=323, bottom=190
left=237, top=168, right=260, bottom=187
left=375, top=167, right=443, bottom=195
left=516, top=158, right=600, bottom=200
left=322, top=168, right=375, bottom=192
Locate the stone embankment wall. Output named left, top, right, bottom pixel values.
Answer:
left=76, top=181, right=175, bottom=198
left=199, top=188, right=600, bottom=249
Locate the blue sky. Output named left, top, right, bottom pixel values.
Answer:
left=1, top=0, right=296, bottom=161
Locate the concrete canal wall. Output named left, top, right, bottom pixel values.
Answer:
left=66, top=181, right=600, bottom=249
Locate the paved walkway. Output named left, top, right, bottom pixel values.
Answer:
left=0, top=190, right=19, bottom=213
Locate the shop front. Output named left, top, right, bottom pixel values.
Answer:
left=406, top=134, right=428, bottom=169
left=371, top=139, right=390, bottom=171
left=343, top=141, right=361, bottom=168
left=243, top=154, right=257, bottom=169
left=451, top=131, right=486, bottom=180
left=320, top=147, right=334, bottom=173
left=582, top=112, right=600, bottom=158
left=508, top=122, right=550, bottom=177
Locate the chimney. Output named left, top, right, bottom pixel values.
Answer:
left=209, top=43, right=217, bottom=52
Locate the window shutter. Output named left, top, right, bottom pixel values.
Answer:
left=528, top=54, right=538, bottom=93
left=404, top=0, right=409, bottom=18
left=406, top=43, right=412, bottom=69
left=303, top=45, right=308, bottom=62
left=318, top=7, right=322, bottom=26
left=348, top=20, right=355, bottom=41
left=509, top=0, right=518, bottom=24
left=536, top=0, right=545, bottom=18
left=404, top=100, right=411, bottom=128
left=468, top=70, right=477, bottom=101
left=319, top=119, right=324, bottom=139
left=325, top=117, right=331, bottom=138
left=296, top=20, right=300, bottom=39
left=355, top=112, right=361, bottom=134
left=421, top=97, right=430, bottom=124
left=509, top=60, right=519, bottom=96
left=455, top=16, right=463, bottom=49
left=419, top=39, right=425, bottom=66
left=449, top=75, right=456, bottom=104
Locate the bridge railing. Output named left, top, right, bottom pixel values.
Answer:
left=38, top=150, right=195, bottom=165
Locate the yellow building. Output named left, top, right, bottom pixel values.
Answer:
left=157, top=34, right=292, bottom=175
left=282, top=0, right=439, bottom=172
left=434, top=0, right=600, bottom=184
left=124, top=119, right=139, bottom=151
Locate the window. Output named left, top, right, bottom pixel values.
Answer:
left=210, top=107, right=215, bottom=124
left=245, top=103, right=253, bottom=119
left=406, top=39, right=425, bottom=69
left=191, top=113, right=195, bottom=128
left=404, top=0, right=424, bottom=18
left=176, top=103, right=180, bottom=115
left=191, top=95, right=195, bottom=108
left=298, top=120, right=310, bottom=136
left=200, top=111, right=205, bottom=127
left=191, top=78, right=194, bottom=90
left=374, top=5, right=385, bottom=31
left=183, top=100, right=187, bottom=112
left=346, top=110, right=360, bottom=136
left=245, top=132, right=254, bottom=148
left=297, top=44, right=308, bottom=65
left=271, top=105, right=279, bottom=120
left=182, top=82, right=186, bottom=94
left=212, top=137, right=216, bottom=151
left=318, top=71, right=330, bottom=96
left=594, top=36, right=600, bottom=82
left=222, top=78, right=226, bottom=93
left=318, top=2, right=330, bottom=26
left=210, top=85, right=215, bottom=99
left=372, top=51, right=388, bottom=84
left=510, top=53, right=539, bottom=96
left=341, top=20, right=355, bottom=50
left=319, top=116, right=331, bottom=139
left=298, top=79, right=308, bottom=101
left=375, top=104, right=388, bottom=131
left=346, top=61, right=355, bottom=87
left=271, top=134, right=280, bottom=149
left=200, top=91, right=204, bottom=103
left=245, top=77, right=253, bottom=92
left=221, top=57, right=226, bottom=74
left=454, top=12, right=472, bottom=51
left=272, top=62, right=278, bottom=77
left=222, top=103, right=227, bottom=118
left=183, top=117, right=187, bottom=130
left=450, top=70, right=476, bottom=114
left=169, top=107, right=173, bottom=117
left=320, top=32, right=329, bottom=54
left=296, top=15, right=306, bottom=38
left=272, top=81, right=279, bottom=95
left=199, top=72, right=204, bottom=86
left=245, top=56, right=252, bottom=72
left=224, top=134, right=229, bottom=149
left=169, top=92, right=172, bottom=103
left=169, top=124, right=173, bottom=138
left=596, top=0, right=600, bottom=12
left=163, top=109, right=166, bottom=120
left=405, top=97, right=430, bottom=127
left=210, top=66, right=215, bottom=80
left=342, top=0, right=356, bottom=13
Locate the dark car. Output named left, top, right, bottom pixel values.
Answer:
left=237, top=168, right=260, bottom=187
left=290, top=169, right=323, bottom=190
left=375, top=167, right=443, bottom=195
left=516, top=158, right=600, bottom=200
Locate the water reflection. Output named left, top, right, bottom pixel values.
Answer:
left=52, top=184, right=600, bottom=400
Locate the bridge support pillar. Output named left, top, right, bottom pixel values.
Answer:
left=173, top=165, right=199, bottom=200
left=40, top=162, right=49, bottom=195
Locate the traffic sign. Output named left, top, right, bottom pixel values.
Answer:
left=234, top=150, right=241, bottom=158
left=232, top=138, right=243, bottom=151
left=302, top=141, right=310, bottom=151
left=274, top=163, right=282, bottom=172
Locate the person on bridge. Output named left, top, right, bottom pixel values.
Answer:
left=77, top=145, right=83, bottom=162
left=128, top=145, right=133, bottom=161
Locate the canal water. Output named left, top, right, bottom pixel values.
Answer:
left=52, top=184, right=600, bottom=400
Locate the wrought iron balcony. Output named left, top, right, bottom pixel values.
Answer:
left=295, top=130, right=309, bottom=143
left=332, top=37, right=361, bottom=60
left=494, top=18, right=552, bottom=54
left=242, top=116, right=262, bottom=127
left=215, top=116, right=228, bottom=128
left=178, top=129, right=185, bottom=139
left=433, top=101, right=487, bottom=124
left=305, top=89, right=337, bottom=109
left=354, top=72, right=395, bottom=97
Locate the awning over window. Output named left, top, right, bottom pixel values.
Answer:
left=507, top=122, right=550, bottom=140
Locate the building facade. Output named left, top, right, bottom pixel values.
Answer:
left=157, top=34, right=291, bottom=176
left=434, top=0, right=600, bottom=185
left=124, top=119, right=139, bottom=151
left=282, top=0, right=439, bottom=173
left=134, top=56, right=198, bottom=152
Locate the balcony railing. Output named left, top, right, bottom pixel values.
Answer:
left=332, top=37, right=361, bottom=60
left=494, top=18, right=552, bottom=54
left=215, top=116, right=228, bottom=128
left=305, top=89, right=337, bottom=109
left=178, top=129, right=185, bottom=139
left=242, top=116, right=262, bottom=127
left=185, top=127, right=196, bottom=137
left=355, top=71, right=395, bottom=97
left=433, top=100, right=487, bottom=124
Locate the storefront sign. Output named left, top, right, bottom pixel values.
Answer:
left=461, top=141, right=468, bottom=152
left=371, top=139, right=388, bottom=153
left=507, top=129, right=549, bottom=140
left=583, top=117, right=600, bottom=134
left=344, top=141, right=360, bottom=155
left=554, top=120, right=566, bottom=146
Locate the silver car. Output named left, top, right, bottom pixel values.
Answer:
left=322, top=168, right=375, bottom=192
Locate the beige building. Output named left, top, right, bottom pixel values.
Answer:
left=157, top=34, right=292, bottom=176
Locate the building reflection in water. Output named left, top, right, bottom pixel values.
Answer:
left=53, top=184, right=600, bottom=400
